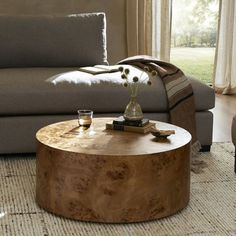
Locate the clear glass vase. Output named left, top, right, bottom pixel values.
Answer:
left=123, top=95, right=144, bottom=121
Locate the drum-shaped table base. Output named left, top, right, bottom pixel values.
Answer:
left=36, top=118, right=191, bottom=223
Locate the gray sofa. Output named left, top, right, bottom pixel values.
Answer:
left=0, top=13, right=215, bottom=154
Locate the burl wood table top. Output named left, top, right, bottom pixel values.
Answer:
left=36, top=117, right=191, bottom=156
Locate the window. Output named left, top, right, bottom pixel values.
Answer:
left=170, top=0, right=219, bottom=84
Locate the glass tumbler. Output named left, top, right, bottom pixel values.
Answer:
left=77, top=110, right=93, bottom=128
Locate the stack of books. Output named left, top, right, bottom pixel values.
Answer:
left=106, top=116, right=155, bottom=134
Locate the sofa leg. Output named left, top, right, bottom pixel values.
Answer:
left=200, top=145, right=211, bottom=152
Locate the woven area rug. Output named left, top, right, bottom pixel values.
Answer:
left=0, top=142, right=235, bottom=236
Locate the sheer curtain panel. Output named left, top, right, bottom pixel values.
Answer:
left=214, top=0, right=236, bottom=94
left=152, top=0, right=171, bottom=61
left=126, top=0, right=152, bottom=56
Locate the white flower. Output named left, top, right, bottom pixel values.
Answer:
left=119, top=66, right=157, bottom=97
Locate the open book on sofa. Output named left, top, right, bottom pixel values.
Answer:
left=78, top=65, right=120, bottom=75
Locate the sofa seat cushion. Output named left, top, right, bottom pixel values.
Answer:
left=0, top=13, right=107, bottom=68
left=0, top=68, right=215, bottom=115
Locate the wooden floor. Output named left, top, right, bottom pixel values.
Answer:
left=211, top=94, right=236, bottom=142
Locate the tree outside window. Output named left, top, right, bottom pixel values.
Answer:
left=170, top=0, right=219, bottom=84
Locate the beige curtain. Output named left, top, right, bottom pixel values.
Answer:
left=152, top=0, right=171, bottom=61
left=213, top=0, right=236, bottom=94
left=126, top=0, right=152, bottom=56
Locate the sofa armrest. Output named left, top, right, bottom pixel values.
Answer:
left=189, top=77, right=215, bottom=111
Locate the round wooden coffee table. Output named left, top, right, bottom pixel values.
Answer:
left=36, top=118, right=191, bottom=223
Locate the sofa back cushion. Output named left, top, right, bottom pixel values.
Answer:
left=0, top=13, right=107, bottom=68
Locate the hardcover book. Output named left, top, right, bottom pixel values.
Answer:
left=106, top=122, right=155, bottom=134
